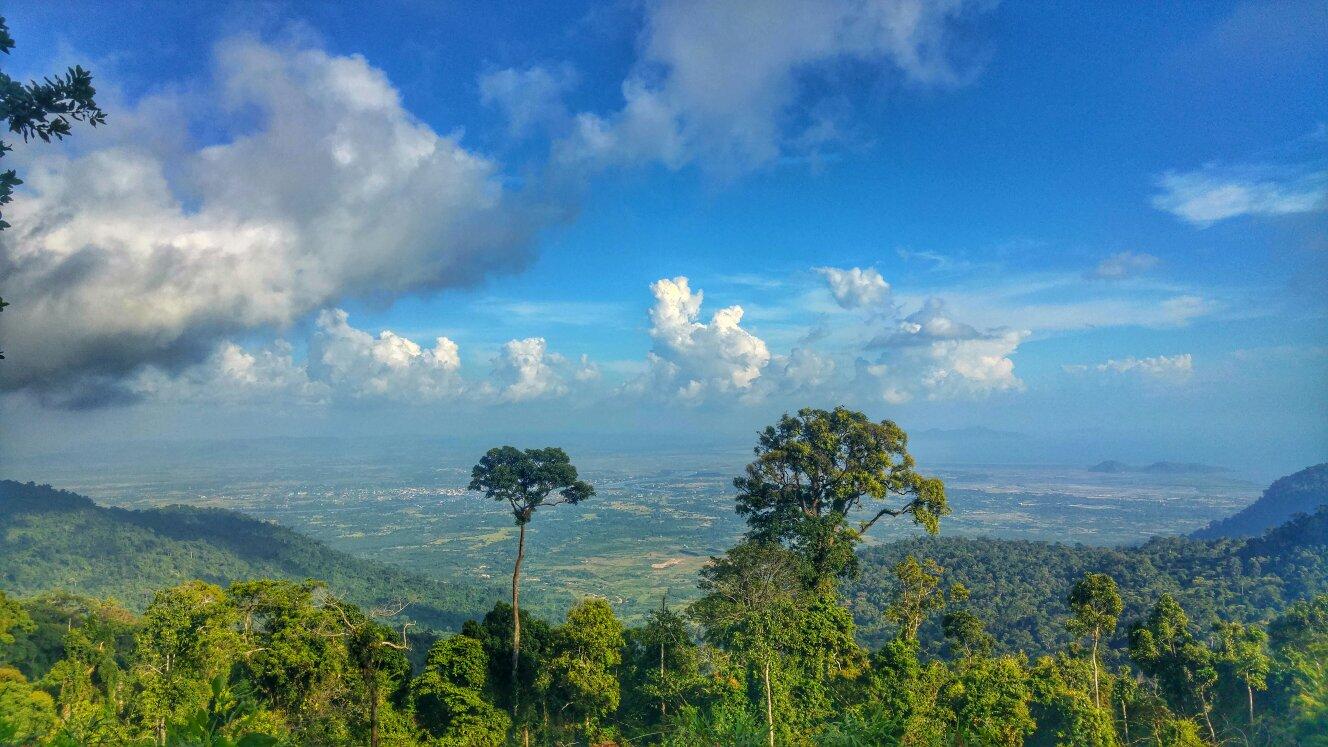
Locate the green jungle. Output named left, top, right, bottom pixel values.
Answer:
left=3, top=408, right=1326, bottom=746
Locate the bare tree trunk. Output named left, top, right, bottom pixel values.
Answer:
left=369, top=674, right=380, bottom=747
left=1120, top=696, right=1130, bottom=745
left=763, top=660, right=775, bottom=747
left=1201, top=701, right=1217, bottom=744
left=1091, top=631, right=1101, bottom=708
left=512, top=522, right=526, bottom=719
left=658, top=590, right=669, bottom=717
left=1247, top=682, right=1255, bottom=726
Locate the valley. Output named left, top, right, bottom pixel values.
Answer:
left=7, top=443, right=1259, bottom=619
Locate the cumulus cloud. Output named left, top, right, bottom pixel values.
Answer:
left=1152, top=167, right=1326, bottom=226
left=556, top=0, right=993, bottom=174
left=0, top=38, right=557, bottom=406
left=123, top=309, right=599, bottom=406
left=626, top=276, right=771, bottom=403
left=763, top=347, right=837, bottom=394
left=1088, top=251, right=1159, bottom=280
left=859, top=297, right=1026, bottom=402
left=817, top=266, right=891, bottom=309
left=307, top=309, right=464, bottom=401
left=485, top=337, right=573, bottom=403
left=1064, top=353, right=1194, bottom=382
left=620, top=277, right=1028, bottom=406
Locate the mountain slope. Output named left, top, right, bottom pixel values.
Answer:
left=0, top=480, right=496, bottom=630
left=848, top=505, right=1328, bottom=658
left=1192, top=463, right=1328, bottom=539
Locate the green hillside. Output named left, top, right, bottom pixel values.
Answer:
left=1191, top=462, right=1328, bottom=539
left=0, top=480, right=496, bottom=631
left=848, top=504, right=1328, bottom=656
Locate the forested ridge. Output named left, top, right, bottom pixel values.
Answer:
left=0, top=480, right=494, bottom=632
left=1, top=410, right=1326, bottom=745
left=849, top=505, right=1328, bottom=656
left=1191, top=463, right=1327, bottom=540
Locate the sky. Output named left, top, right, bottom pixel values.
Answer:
left=0, top=0, right=1325, bottom=472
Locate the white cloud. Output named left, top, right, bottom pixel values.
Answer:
left=131, top=341, right=328, bottom=405
left=1152, top=167, right=1326, bottom=226
left=0, top=38, right=551, bottom=406
left=1064, top=353, right=1194, bottom=382
left=1089, top=251, right=1159, bottom=280
left=307, top=309, right=464, bottom=401
left=763, top=347, right=837, bottom=394
left=902, top=277, right=1219, bottom=332
left=1098, top=354, right=1193, bottom=377
left=479, top=64, right=577, bottom=137
left=485, top=337, right=571, bottom=403
left=859, top=297, right=1026, bottom=402
left=573, top=354, right=602, bottom=383
left=626, top=276, right=772, bottom=403
left=817, top=266, right=891, bottom=309
left=121, top=310, right=600, bottom=406
left=556, top=0, right=992, bottom=174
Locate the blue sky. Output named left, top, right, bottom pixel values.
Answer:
left=0, top=1, right=1324, bottom=471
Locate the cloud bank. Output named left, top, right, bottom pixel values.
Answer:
left=0, top=38, right=558, bottom=406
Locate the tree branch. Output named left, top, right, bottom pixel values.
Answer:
left=858, top=499, right=918, bottom=534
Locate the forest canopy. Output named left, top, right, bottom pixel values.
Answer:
left=2, top=409, right=1326, bottom=745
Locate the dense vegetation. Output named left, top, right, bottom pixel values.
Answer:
left=1192, top=463, right=1327, bottom=539
left=1, top=409, right=1326, bottom=745
left=0, top=481, right=493, bottom=632
left=849, top=505, right=1328, bottom=657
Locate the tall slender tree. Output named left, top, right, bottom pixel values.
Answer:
left=468, top=446, right=593, bottom=720
left=1129, top=594, right=1219, bottom=743
left=689, top=541, right=807, bottom=747
left=1215, top=620, right=1270, bottom=727
left=1068, top=572, right=1123, bottom=709
left=886, top=555, right=959, bottom=643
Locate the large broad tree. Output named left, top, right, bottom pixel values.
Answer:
left=0, top=15, right=107, bottom=360
left=735, top=407, right=948, bottom=579
left=0, top=590, right=31, bottom=646
left=1067, top=572, right=1123, bottom=709
left=468, top=446, right=593, bottom=720
left=130, top=581, right=240, bottom=744
left=540, top=597, right=625, bottom=739
left=412, top=634, right=510, bottom=745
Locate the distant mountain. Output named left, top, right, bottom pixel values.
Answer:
left=0, top=480, right=495, bottom=630
left=1087, top=460, right=1224, bottom=474
left=1192, top=463, right=1328, bottom=540
left=1141, top=461, right=1226, bottom=475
